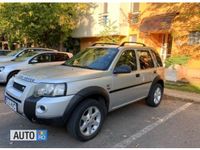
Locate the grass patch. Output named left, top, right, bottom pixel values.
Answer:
left=165, top=81, right=200, bottom=94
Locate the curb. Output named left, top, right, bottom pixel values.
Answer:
left=164, top=88, right=200, bottom=104
left=163, top=95, right=197, bottom=103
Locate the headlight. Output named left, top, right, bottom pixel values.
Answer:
left=34, top=83, right=66, bottom=97
left=0, top=66, right=5, bottom=72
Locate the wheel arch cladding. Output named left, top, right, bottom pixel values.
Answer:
left=151, top=75, right=164, bottom=89
left=63, top=86, right=110, bottom=123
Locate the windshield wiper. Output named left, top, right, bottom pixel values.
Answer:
left=62, top=64, right=96, bottom=70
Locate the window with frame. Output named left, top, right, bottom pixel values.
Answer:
left=115, top=50, right=137, bottom=71
left=188, top=31, right=200, bottom=45
left=131, top=3, right=140, bottom=12
left=137, top=50, right=154, bottom=69
left=151, top=50, right=163, bottom=67
left=52, top=53, right=69, bottom=62
left=103, top=3, right=108, bottom=13
left=32, top=53, right=51, bottom=63
left=129, top=3, right=140, bottom=24
left=101, top=3, right=108, bottom=25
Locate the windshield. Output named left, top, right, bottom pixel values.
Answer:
left=6, top=49, right=22, bottom=56
left=64, top=48, right=118, bottom=70
left=14, top=51, right=38, bottom=62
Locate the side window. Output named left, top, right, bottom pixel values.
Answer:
left=115, top=50, right=137, bottom=71
left=32, top=54, right=51, bottom=63
left=18, top=49, right=36, bottom=57
left=53, top=53, right=69, bottom=61
left=151, top=50, right=163, bottom=67
left=137, top=50, right=154, bottom=69
left=18, top=50, right=28, bottom=57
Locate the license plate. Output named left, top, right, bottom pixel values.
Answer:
left=5, top=97, right=17, bottom=112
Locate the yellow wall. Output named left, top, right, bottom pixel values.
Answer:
left=129, top=3, right=200, bottom=59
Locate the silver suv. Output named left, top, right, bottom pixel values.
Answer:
left=5, top=42, right=164, bottom=141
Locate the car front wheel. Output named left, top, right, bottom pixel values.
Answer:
left=67, top=99, right=107, bottom=141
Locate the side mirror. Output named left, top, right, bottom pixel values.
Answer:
left=113, top=65, right=132, bottom=74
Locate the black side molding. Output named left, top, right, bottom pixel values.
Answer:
left=109, top=81, right=152, bottom=93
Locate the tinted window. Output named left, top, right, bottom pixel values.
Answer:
left=32, top=53, right=51, bottom=63
left=115, top=50, right=137, bottom=71
left=151, top=50, right=163, bottom=67
left=52, top=53, right=69, bottom=61
left=137, top=50, right=154, bottom=69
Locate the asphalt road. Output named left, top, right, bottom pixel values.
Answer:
left=0, top=84, right=200, bottom=148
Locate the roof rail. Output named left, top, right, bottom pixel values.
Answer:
left=120, top=42, right=146, bottom=47
left=92, top=42, right=118, bottom=46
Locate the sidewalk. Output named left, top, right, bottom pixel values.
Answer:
left=164, top=88, right=200, bottom=103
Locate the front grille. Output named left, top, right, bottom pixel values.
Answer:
left=13, top=82, right=26, bottom=92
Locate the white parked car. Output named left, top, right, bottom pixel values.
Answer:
left=0, top=47, right=58, bottom=62
left=0, top=51, right=70, bottom=83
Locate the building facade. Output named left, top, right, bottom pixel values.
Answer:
left=129, top=3, right=200, bottom=62
left=72, top=3, right=200, bottom=66
left=72, top=3, right=130, bottom=50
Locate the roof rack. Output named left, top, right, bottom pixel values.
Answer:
left=92, top=42, right=118, bottom=46
left=120, top=42, right=146, bottom=47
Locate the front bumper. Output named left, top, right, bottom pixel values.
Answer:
left=5, top=77, right=74, bottom=125
left=23, top=95, right=74, bottom=121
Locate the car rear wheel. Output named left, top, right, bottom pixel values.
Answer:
left=146, top=83, right=163, bottom=107
left=67, top=99, right=107, bottom=141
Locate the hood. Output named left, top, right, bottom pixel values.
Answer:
left=18, top=65, right=108, bottom=83
left=0, top=56, right=14, bottom=62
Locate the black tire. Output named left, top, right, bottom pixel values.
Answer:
left=67, top=99, right=107, bottom=141
left=146, top=83, right=163, bottom=107
left=7, top=71, right=19, bottom=83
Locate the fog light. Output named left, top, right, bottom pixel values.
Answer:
left=37, top=105, right=47, bottom=113
left=40, top=105, right=46, bottom=111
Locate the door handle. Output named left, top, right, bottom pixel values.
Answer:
left=136, top=73, right=140, bottom=77
left=153, top=70, right=157, bottom=74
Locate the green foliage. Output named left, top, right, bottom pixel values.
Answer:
left=165, top=81, right=200, bottom=94
left=0, top=3, right=93, bottom=49
left=165, top=55, right=190, bottom=68
left=98, top=21, right=121, bottom=44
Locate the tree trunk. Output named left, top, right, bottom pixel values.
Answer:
left=59, top=41, right=64, bottom=51
left=59, top=34, right=64, bottom=51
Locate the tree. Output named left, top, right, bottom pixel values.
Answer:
left=0, top=3, right=93, bottom=50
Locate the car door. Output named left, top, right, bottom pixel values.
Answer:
left=135, top=49, right=157, bottom=97
left=110, top=50, right=144, bottom=109
left=29, top=53, right=52, bottom=68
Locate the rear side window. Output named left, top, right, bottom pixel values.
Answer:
left=151, top=50, right=163, bottom=67
left=137, top=50, right=154, bottom=69
left=52, top=53, right=69, bottom=61
left=32, top=53, right=51, bottom=63
left=115, top=50, right=137, bottom=71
